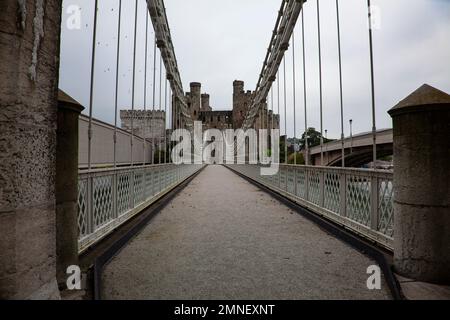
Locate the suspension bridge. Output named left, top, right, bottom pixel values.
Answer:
left=0, top=0, right=449, bottom=301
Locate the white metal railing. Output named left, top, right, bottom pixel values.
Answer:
left=77, top=163, right=203, bottom=252
left=227, top=164, right=394, bottom=250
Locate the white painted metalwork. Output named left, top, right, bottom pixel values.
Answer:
left=77, top=164, right=203, bottom=253
left=227, top=164, right=394, bottom=250
left=242, top=0, right=306, bottom=131
left=147, top=0, right=193, bottom=130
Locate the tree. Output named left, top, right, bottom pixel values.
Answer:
left=287, top=152, right=305, bottom=165
left=299, top=127, right=334, bottom=150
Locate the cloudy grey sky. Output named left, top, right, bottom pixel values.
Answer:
left=59, top=0, right=450, bottom=138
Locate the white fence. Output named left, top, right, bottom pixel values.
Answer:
left=77, top=164, right=203, bottom=252
left=227, top=164, right=394, bottom=250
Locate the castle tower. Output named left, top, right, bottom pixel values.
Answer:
left=201, top=93, right=212, bottom=111
left=232, top=80, right=253, bottom=129
left=189, top=82, right=201, bottom=120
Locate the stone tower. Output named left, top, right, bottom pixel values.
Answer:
left=201, top=93, right=212, bottom=111
left=189, top=82, right=202, bottom=120
left=232, top=80, right=254, bottom=129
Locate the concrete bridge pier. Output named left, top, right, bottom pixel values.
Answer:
left=0, top=0, right=62, bottom=299
left=389, top=84, right=450, bottom=284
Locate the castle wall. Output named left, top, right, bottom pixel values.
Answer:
left=200, top=111, right=233, bottom=130
left=120, top=110, right=166, bottom=146
left=79, top=114, right=152, bottom=168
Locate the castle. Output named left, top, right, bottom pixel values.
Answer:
left=175, top=80, right=280, bottom=131
left=120, top=80, right=280, bottom=145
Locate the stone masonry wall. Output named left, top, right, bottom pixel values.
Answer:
left=0, top=0, right=62, bottom=299
left=120, top=110, right=166, bottom=145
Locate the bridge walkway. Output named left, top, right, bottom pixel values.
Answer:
left=102, top=165, right=391, bottom=299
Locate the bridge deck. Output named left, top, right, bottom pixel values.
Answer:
left=102, top=165, right=391, bottom=299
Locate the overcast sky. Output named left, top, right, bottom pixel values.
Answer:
left=59, top=0, right=450, bottom=138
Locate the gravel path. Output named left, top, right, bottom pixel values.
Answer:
left=102, top=165, right=391, bottom=299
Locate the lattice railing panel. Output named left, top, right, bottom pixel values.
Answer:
left=286, top=168, right=295, bottom=194
left=346, top=176, right=371, bottom=227
left=118, top=172, right=131, bottom=216
left=153, top=168, right=160, bottom=195
left=324, top=172, right=341, bottom=214
left=308, top=170, right=321, bottom=206
left=93, top=175, right=113, bottom=229
left=295, top=168, right=306, bottom=199
left=378, top=178, right=394, bottom=237
left=134, top=171, right=145, bottom=205
left=77, top=179, right=88, bottom=238
left=145, top=170, right=153, bottom=199
left=279, top=167, right=287, bottom=191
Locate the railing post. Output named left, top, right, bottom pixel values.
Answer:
left=370, top=174, right=379, bottom=231
left=339, top=171, right=347, bottom=217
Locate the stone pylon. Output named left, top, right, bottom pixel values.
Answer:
left=0, top=0, right=63, bottom=299
left=389, top=84, right=450, bottom=284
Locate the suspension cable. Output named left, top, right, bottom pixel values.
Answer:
left=151, top=35, right=157, bottom=165
left=130, top=0, right=139, bottom=167
left=87, top=0, right=99, bottom=171
left=277, top=69, right=280, bottom=136
left=367, top=0, right=377, bottom=167
left=164, top=78, right=168, bottom=164
left=336, top=0, right=345, bottom=168
left=113, top=0, right=122, bottom=169
left=271, top=82, right=274, bottom=133
left=292, top=31, right=297, bottom=165
left=301, top=7, right=309, bottom=166
left=143, top=7, right=149, bottom=166
left=316, top=0, right=324, bottom=166
left=159, top=54, right=163, bottom=164
left=283, top=57, right=288, bottom=165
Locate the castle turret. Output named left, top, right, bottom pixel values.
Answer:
left=232, top=80, right=253, bottom=129
left=189, top=82, right=201, bottom=120
left=201, top=94, right=211, bottom=111
left=233, top=80, right=244, bottom=95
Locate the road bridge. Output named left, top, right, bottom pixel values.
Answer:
left=308, top=129, right=393, bottom=167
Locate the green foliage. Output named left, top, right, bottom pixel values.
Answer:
left=287, top=152, right=305, bottom=165
left=299, top=127, right=334, bottom=150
